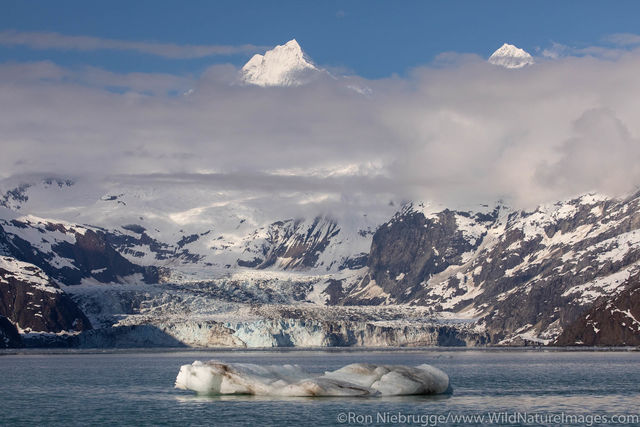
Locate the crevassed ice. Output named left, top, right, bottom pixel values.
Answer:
left=175, top=361, right=449, bottom=397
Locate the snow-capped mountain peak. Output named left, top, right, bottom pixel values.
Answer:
left=240, top=39, right=319, bottom=87
left=488, top=43, right=534, bottom=69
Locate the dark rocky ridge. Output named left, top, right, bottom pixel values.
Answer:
left=0, top=222, right=159, bottom=285
left=105, top=227, right=203, bottom=264
left=0, top=259, right=92, bottom=334
left=0, top=315, right=21, bottom=348
left=555, top=274, right=640, bottom=346
left=238, top=216, right=342, bottom=270
left=365, top=207, right=497, bottom=302
left=329, top=194, right=640, bottom=344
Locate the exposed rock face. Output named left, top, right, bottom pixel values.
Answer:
left=0, top=220, right=158, bottom=285
left=0, top=184, right=31, bottom=210
left=0, top=315, right=21, bottom=348
left=0, top=256, right=91, bottom=333
left=54, top=229, right=159, bottom=284
left=105, top=226, right=203, bottom=264
left=365, top=206, right=496, bottom=302
left=238, top=216, right=341, bottom=270
left=555, top=275, right=640, bottom=346
left=335, top=194, right=640, bottom=344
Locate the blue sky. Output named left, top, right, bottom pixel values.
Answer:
left=3, top=0, right=640, bottom=78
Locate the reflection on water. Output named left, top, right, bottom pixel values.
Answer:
left=173, top=392, right=453, bottom=404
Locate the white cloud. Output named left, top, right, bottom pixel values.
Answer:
left=0, top=30, right=263, bottom=59
left=536, top=108, right=640, bottom=197
left=541, top=42, right=570, bottom=59
left=604, top=33, right=640, bottom=47
left=2, top=43, right=640, bottom=211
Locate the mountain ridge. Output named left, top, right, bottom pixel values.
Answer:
left=1, top=175, right=639, bottom=347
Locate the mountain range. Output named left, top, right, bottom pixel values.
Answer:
left=2, top=41, right=637, bottom=349
left=1, top=174, right=639, bottom=348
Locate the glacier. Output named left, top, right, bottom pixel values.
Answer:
left=175, top=361, right=450, bottom=397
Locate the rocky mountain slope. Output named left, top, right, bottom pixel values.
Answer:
left=0, top=314, right=21, bottom=348
left=332, top=193, right=640, bottom=344
left=0, top=256, right=91, bottom=334
left=555, top=273, right=640, bottom=346
left=1, top=175, right=640, bottom=348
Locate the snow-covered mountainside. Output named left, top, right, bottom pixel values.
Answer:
left=0, top=255, right=91, bottom=334
left=2, top=175, right=640, bottom=348
left=339, top=194, right=640, bottom=344
left=240, top=39, right=319, bottom=87
left=488, top=43, right=535, bottom=69
left=0, top=176, right=380, bottom=277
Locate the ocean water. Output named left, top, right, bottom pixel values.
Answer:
left=1, top=349, right=639, bottom=426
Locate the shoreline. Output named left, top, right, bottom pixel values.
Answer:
left=2, top=345, right=639, bottom=356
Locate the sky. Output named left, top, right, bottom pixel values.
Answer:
left=2, top=1, right=640, bottom=211
left=4, top=0, right=640, bottom=77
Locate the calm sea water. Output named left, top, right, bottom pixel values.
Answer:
left=1, top=349, right=639, bottom=426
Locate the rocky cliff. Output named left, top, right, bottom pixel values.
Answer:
left=331, top=194, right=640, bottom=344
left=0, top=218, right=158, bottom=286
left=0, top=314, right=21, bottom=348
left=555, top=274, right=640, bottom=346
left=0, top=256, right=91, bottom=335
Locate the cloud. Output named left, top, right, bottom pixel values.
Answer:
left=603, top=33, right=640, bottom=47
left=2, top=44, right=640, bottom=212
left=541, top=42, right=570, bottom=59
left=536, top=108, right=640, bottom=197
left=0, top=60, right=195, bottom=95
left=0, top=30, right=263, bottom=59
left=540, top=40, right=633, bottom=61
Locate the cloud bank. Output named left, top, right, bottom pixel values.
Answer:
left=2, top=42, right=640, bottom=210
left=0, top=30, right=262, bottom=59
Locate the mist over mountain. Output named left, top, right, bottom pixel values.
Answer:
left=3, top=39, right=640, bottom=211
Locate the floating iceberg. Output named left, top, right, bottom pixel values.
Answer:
left=175, top=361, right=449, bottom=397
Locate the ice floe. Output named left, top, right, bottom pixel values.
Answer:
left=175, top=361, right=449, bottom=397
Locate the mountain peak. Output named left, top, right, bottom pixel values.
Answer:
left=283, top=39, right=301, bottom=50
left=240, top=39, right=318, bottom=87
left=488, top=43, right=534, bottom=69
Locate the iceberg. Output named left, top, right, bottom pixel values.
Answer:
left=175, top=361, right=450, bottom=397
